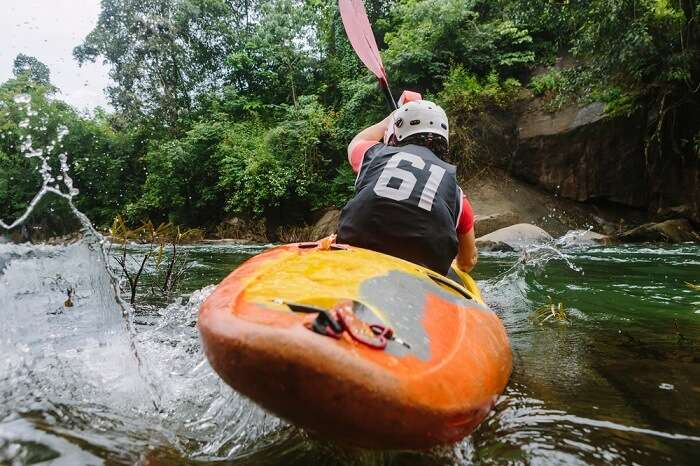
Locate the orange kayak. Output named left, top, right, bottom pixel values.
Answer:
left=198, top=241, right=511, bottom=449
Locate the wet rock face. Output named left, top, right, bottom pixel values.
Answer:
left=517, top=102, right=607, bottom=139
left=512, top=103, right=650, bottom=207
left=495, top=99, right=700, bottom=225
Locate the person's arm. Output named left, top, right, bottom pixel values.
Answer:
left=347, top=113, right=393, bottom=168
left=456, top=229, right=478, bottom=273
left=455, top=191, right=477, bottom=273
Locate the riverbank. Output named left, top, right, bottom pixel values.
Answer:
left=255, top=168, right=699, bottom=246
left=3, top=163, right=697, bottom=247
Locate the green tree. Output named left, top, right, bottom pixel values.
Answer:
left=384, top=0, right=535, bottom=91
left=217, top=95, right=343, bottom=234
left=74, top=0, right=245, bottom=130
left=12, top=54, right=52, bottom=86
left=227, top=0, right=319, bottom=105
left=0, top=77, right=70, bottom=221
left=128, top=121, right=227, bottom=225
left=572, top=0, right=699, bottom=88
left=63, top=112, right=146, bottom=227
left=0, top=75, right=145, bottom=230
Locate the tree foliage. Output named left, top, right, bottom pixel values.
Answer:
left=0, top=77, right=142, bottom=230
left=2, top=0, right=699, bottom=237
left=13, top=54, right=52, bottom=86
left=74, top=0, right=245, bottom=129
left=384, top=0, right=535, bottom=91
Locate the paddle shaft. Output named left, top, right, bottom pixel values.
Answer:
left=379, top=78, right=398, bottom=111
left=339, top=0, right=397, bottom=111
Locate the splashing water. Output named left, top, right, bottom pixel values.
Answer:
left=0, top=95, right=284, bottom=464
left=1, top=96, right=78, bottom=231
left=1, top=94, right=164, bottom=410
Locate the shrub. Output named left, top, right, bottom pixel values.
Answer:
left=434, top=67, right=521, bottom=170
left=590, top=87, right=640, bottom=117
left=439, top=67, right=521, bottom=112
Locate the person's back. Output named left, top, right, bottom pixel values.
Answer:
left=337, top=99, right=477, bottom=276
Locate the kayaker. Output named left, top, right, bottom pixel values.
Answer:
left=337, top=100, right=477, bottom=276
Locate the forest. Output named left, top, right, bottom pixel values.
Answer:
left=1, top=0, right=699, bottom=240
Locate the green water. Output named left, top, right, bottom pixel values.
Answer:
left=1, top=241, right=699, bottom=465
left=472, top=244, right=700, bottom=465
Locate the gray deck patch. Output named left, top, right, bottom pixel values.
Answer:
left=359, top=270, right=490, bottom=361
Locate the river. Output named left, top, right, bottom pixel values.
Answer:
left=1, top=238, right=699, bottom=465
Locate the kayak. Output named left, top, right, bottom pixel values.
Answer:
left=198, top=239, right=512, bottom=449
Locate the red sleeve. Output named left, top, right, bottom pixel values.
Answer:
left=349, top=140, right=380, bottom=173
left=456, top=192, right=474, bottom=234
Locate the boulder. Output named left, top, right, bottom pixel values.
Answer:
left=473, top=212, right=521, bottom=237
left=476, top=223, right=552, bottom=251
left=617, top=219, right=700, bottom=243
left=654, top=205, right=697, bottom=222
left=311, top=209, right=341, bottom=240
left=474, top=239, right=515, bottom=252
left=572, top=230, right=611, bottom=244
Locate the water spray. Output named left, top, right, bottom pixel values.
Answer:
left=0, top=93, right=163, bottom=411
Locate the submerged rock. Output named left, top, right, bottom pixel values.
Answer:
left=474, top=239, right=515, bottom=252
left=617, top=219, right=700, bottom=243
left=476, top=223, right=552, bottom=251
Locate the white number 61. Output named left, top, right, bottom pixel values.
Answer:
left=373, top=152, right=446, bottom=212
left=374, top=152, right=445, bottom=212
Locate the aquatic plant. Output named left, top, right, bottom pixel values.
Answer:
left=685, top=282, right=700, bottom=292
left=530, top=296, right=570, bottom=325
left=109, top=215, right=203, bottom=304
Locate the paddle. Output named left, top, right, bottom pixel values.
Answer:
left=338, top=0, right=397, bottom=110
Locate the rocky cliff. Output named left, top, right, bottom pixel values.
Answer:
left=493, top=97, right=700, bottom=225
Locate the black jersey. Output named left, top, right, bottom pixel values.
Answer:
left=337, top=143, right=461, bottom=275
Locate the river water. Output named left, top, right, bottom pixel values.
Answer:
left=1, top=238, right=699, bottom=465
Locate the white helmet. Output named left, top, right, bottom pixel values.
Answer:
left=390, top=100, right=449, bottom=144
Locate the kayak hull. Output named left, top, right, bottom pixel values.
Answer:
left=198, top=243, right=511, bottom=449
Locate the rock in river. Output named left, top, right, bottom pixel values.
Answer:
left=476, top=223, right=553, bottom=251
left=617, top=219, right=699, bottom=243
